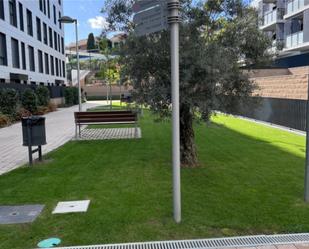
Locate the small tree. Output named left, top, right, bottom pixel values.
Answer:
left=0, top=88, right=19, bottom=116
left=87, top=33, right=96, bottom=51
left=21, top=89, right=38, bottom=114
left=35, top=86, right=50, bottom=106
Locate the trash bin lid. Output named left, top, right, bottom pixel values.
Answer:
left=22, top=116, right=45, bottom=125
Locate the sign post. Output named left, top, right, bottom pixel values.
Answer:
left=133, top=0, right=181, bottom=223
left=305, top=76, right=309, bottom=202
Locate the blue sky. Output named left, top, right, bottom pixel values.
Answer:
left=63, top=0, right=108, bottom=45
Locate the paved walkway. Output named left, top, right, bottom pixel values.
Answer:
left=239, top=244, right=309, bottom=249
left=0, top=102, right=99, bottom=175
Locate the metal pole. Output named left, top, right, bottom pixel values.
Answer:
left=75, top=20, right=82, bottom=111
left=305, top=76, right=309, bottom=202
left=168, top=0, right=181, bottom=223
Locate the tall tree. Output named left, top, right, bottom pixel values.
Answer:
left=102, top=0, right=272, bottom=167
left=87, top=33, right=96, bottom=51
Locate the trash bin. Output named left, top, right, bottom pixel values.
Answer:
left=22, top=116, right=47, bottom=146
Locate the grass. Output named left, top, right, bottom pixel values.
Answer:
left=0, top=111, right=308, bottom=249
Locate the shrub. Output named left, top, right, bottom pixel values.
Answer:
left=47, top=102, right=57, bottom=112
left=0, top=88, right=19, bottom=116
left=0, top=113, right=11, bottom=127
left=36, top=106, right=49, bottom=115
left=35, top=86, right=50, bottom=106
left=16, top=108, right=31, bottom=120
left=64, top=87, right=79, bottom=106
left=21, top=89, right=38, bottom=114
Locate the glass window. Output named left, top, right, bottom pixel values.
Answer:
left=19, top=2, right=24, bottom=31
left=39, top=0, right=43, bottom=11
left=26, top=9, right=33, bottom=36
left=28, top=45, right=35, bottom=71
left=9, top=0, right=17, bottom=27
left=54, top=31, right=57, bottom=51
left=0, top=32, right=7, bottom=66
left=43, top=0, right=46, bottom=15
left=62, top=61, right=65, bottom=77
left=11, top=38, right=20, bottom=68
left=45, top=53, right=49, bottom=74
left=36, top=17, right=41, bottom=41
left=47, top=0, right=50, bottom=18
left=50, top=55, right=54, bottom=75
left=57, top=34, right=60, bottom=52
left=55, top=58, right=59, bottom=76
left=38, top=50, right=43, bottom=73
left=58, top=11, right=61, bottom=29
left=53, top=5, right=56, bottom=24
left=61, top=37, right=64, bottom=54
left=49, top=27, right=53, bottom=48
left=0, top=0, right=4, bottom=20
left=21, top=42, right=26, bottom=69
left=43, top=22, right=47, bottom=45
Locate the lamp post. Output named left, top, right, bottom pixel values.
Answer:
left=59, top=16, right=82, bottom=111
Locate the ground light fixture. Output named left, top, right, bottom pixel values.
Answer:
left=58, top=16, right=82, bottom=111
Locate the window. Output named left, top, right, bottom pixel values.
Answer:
left=0, top=0, right=4, bottom=20
left=58, top=11, right=61, bottom=29
left=0, top=33, right=7, bottom=66
left=55, top=58, right=59, bottom=76
left=61, top=37, right=64, bottom=54
left=9, top=0, right=17, bottom=27
left=26, top=9, right=33, bottom=36
left=62, top=61, right=65, bottom=77
left=50, top=55, right=54, bottom=75
left=49, top=27, right=53, bottom=48
left=36, top=17, right=41, bottom=41
left=43, top=22, right=47, bottom=45
left=19, top=2, right=24, bottom=31
left=39, top=0, right=43, bottom=11
left=47, top=0, right=50, bottom=18
left=54, top=31, right=57, bottom=51
left=21, top=42, right=26, bottom=69
left=57, top=34, right=60, bottom=52
left=28, top=45, right=35, bottom=71
left=58, top=0, right=61, bottom=5
left=43, top=0, right=46, bottom=15
left=53, top=5, right=56, bottom=24
left=11, top=38, right=19, bottom=68
left=38, top=50, right=43, bottom=73
left=45, top=53, right=49, bottom=74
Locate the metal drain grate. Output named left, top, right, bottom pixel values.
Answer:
left=48, top=233, right=309, bottom=249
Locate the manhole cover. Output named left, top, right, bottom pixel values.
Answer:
left=52, top=200, right=90, bottom=214
left=0, top=205, right=44, bottom=224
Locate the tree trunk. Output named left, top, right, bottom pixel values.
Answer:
left=180, top=104, right=198, bottom=167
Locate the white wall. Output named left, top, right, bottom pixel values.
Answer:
left=0, top=0, right=67, bottom=85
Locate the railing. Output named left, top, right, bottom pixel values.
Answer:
left=263, top=9, right=277, bottom=26
left=287, top=0, right=306, bottom=14
left=286, top=31, right=303, bottom=48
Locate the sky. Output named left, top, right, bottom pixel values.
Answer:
left=63, top=0, right=109, bottom=45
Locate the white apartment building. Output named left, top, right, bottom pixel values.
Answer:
left=0, top=0, right=66, bottom=85
left=254, top=0, right=309, bottom=54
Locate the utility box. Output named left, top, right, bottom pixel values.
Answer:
left=22, top=116, right=46, bottom=165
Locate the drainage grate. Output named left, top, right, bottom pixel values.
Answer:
left=47, top=233, right=309, bottom=249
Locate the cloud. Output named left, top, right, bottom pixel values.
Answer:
left=88, top=16, right=109, bottom=30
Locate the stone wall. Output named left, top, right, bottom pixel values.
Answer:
left=83, top=85, right=133, bottom=97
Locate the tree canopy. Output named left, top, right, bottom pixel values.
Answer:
left=101, top=0, right=273, bottom=166
left=87, top=33, right=96, bottom=51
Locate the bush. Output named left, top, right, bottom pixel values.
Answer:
left=64, top=87, right=79, bottom=106
left=48, top=102, right=57, bottom=112
left=0, top=113, right=11, bottom=127
left=35, top=86, right=50, bottom=106
left=0, top=88, right=19, bottom=116
left=36, top=106, right=49, bottom=115
left=21, top=89, right=38, bottom=114
left=16, top=108, right=31, bottom=120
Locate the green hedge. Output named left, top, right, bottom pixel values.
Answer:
left=0, top=88, right=19, bottom=116
left=64, top=87, right=79, bottom=105
left=21, top=89, right=38, bottom=114
left=86, top=95, right=121, bottom=101
left=36, top=86, right=50, bottom=106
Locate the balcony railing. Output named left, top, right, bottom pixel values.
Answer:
left=286, top=31, right=304, bottom=48
left=287, top=0, right=306, bottom=15
left=263, top=9, right=277, bottom=26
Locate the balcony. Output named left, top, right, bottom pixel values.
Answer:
left=285, top=31, right=303, bottom=48
left=260, top=8, right=284, bottom=30
left=264, top=9, right=277, bottom=26
left=285, top=0, right=309, bottom=17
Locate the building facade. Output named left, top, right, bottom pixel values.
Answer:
left=0, top=0, right=66, bottom=85
left=254, top=0, right=309, bottom=65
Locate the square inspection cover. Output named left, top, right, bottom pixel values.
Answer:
left=52, top=200, right=90, bottom=214
left=0, top=205, right=45, bottom=224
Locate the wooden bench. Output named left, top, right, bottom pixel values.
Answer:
left=74, top=111, right=138, bottom=139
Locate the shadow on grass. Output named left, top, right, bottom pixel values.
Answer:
left=0, top=114, right=308, bottom=249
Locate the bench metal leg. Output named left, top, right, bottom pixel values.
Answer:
left=79, top=124, right=81, bottom=138
left=75, top=124, right=78, bottom=139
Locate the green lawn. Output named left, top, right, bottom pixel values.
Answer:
left=0, top=111, right=308, bottom=249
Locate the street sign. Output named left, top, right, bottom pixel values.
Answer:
left=133, top=2, right=168, bottom=36
left=132, top=0, right=161, bottom=13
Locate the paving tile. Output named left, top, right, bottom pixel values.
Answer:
left=276, top=245, right=298, bottom=249
left=295, top=243, right=309, bottom=249
left=257, top=246, right=277, bottom=249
